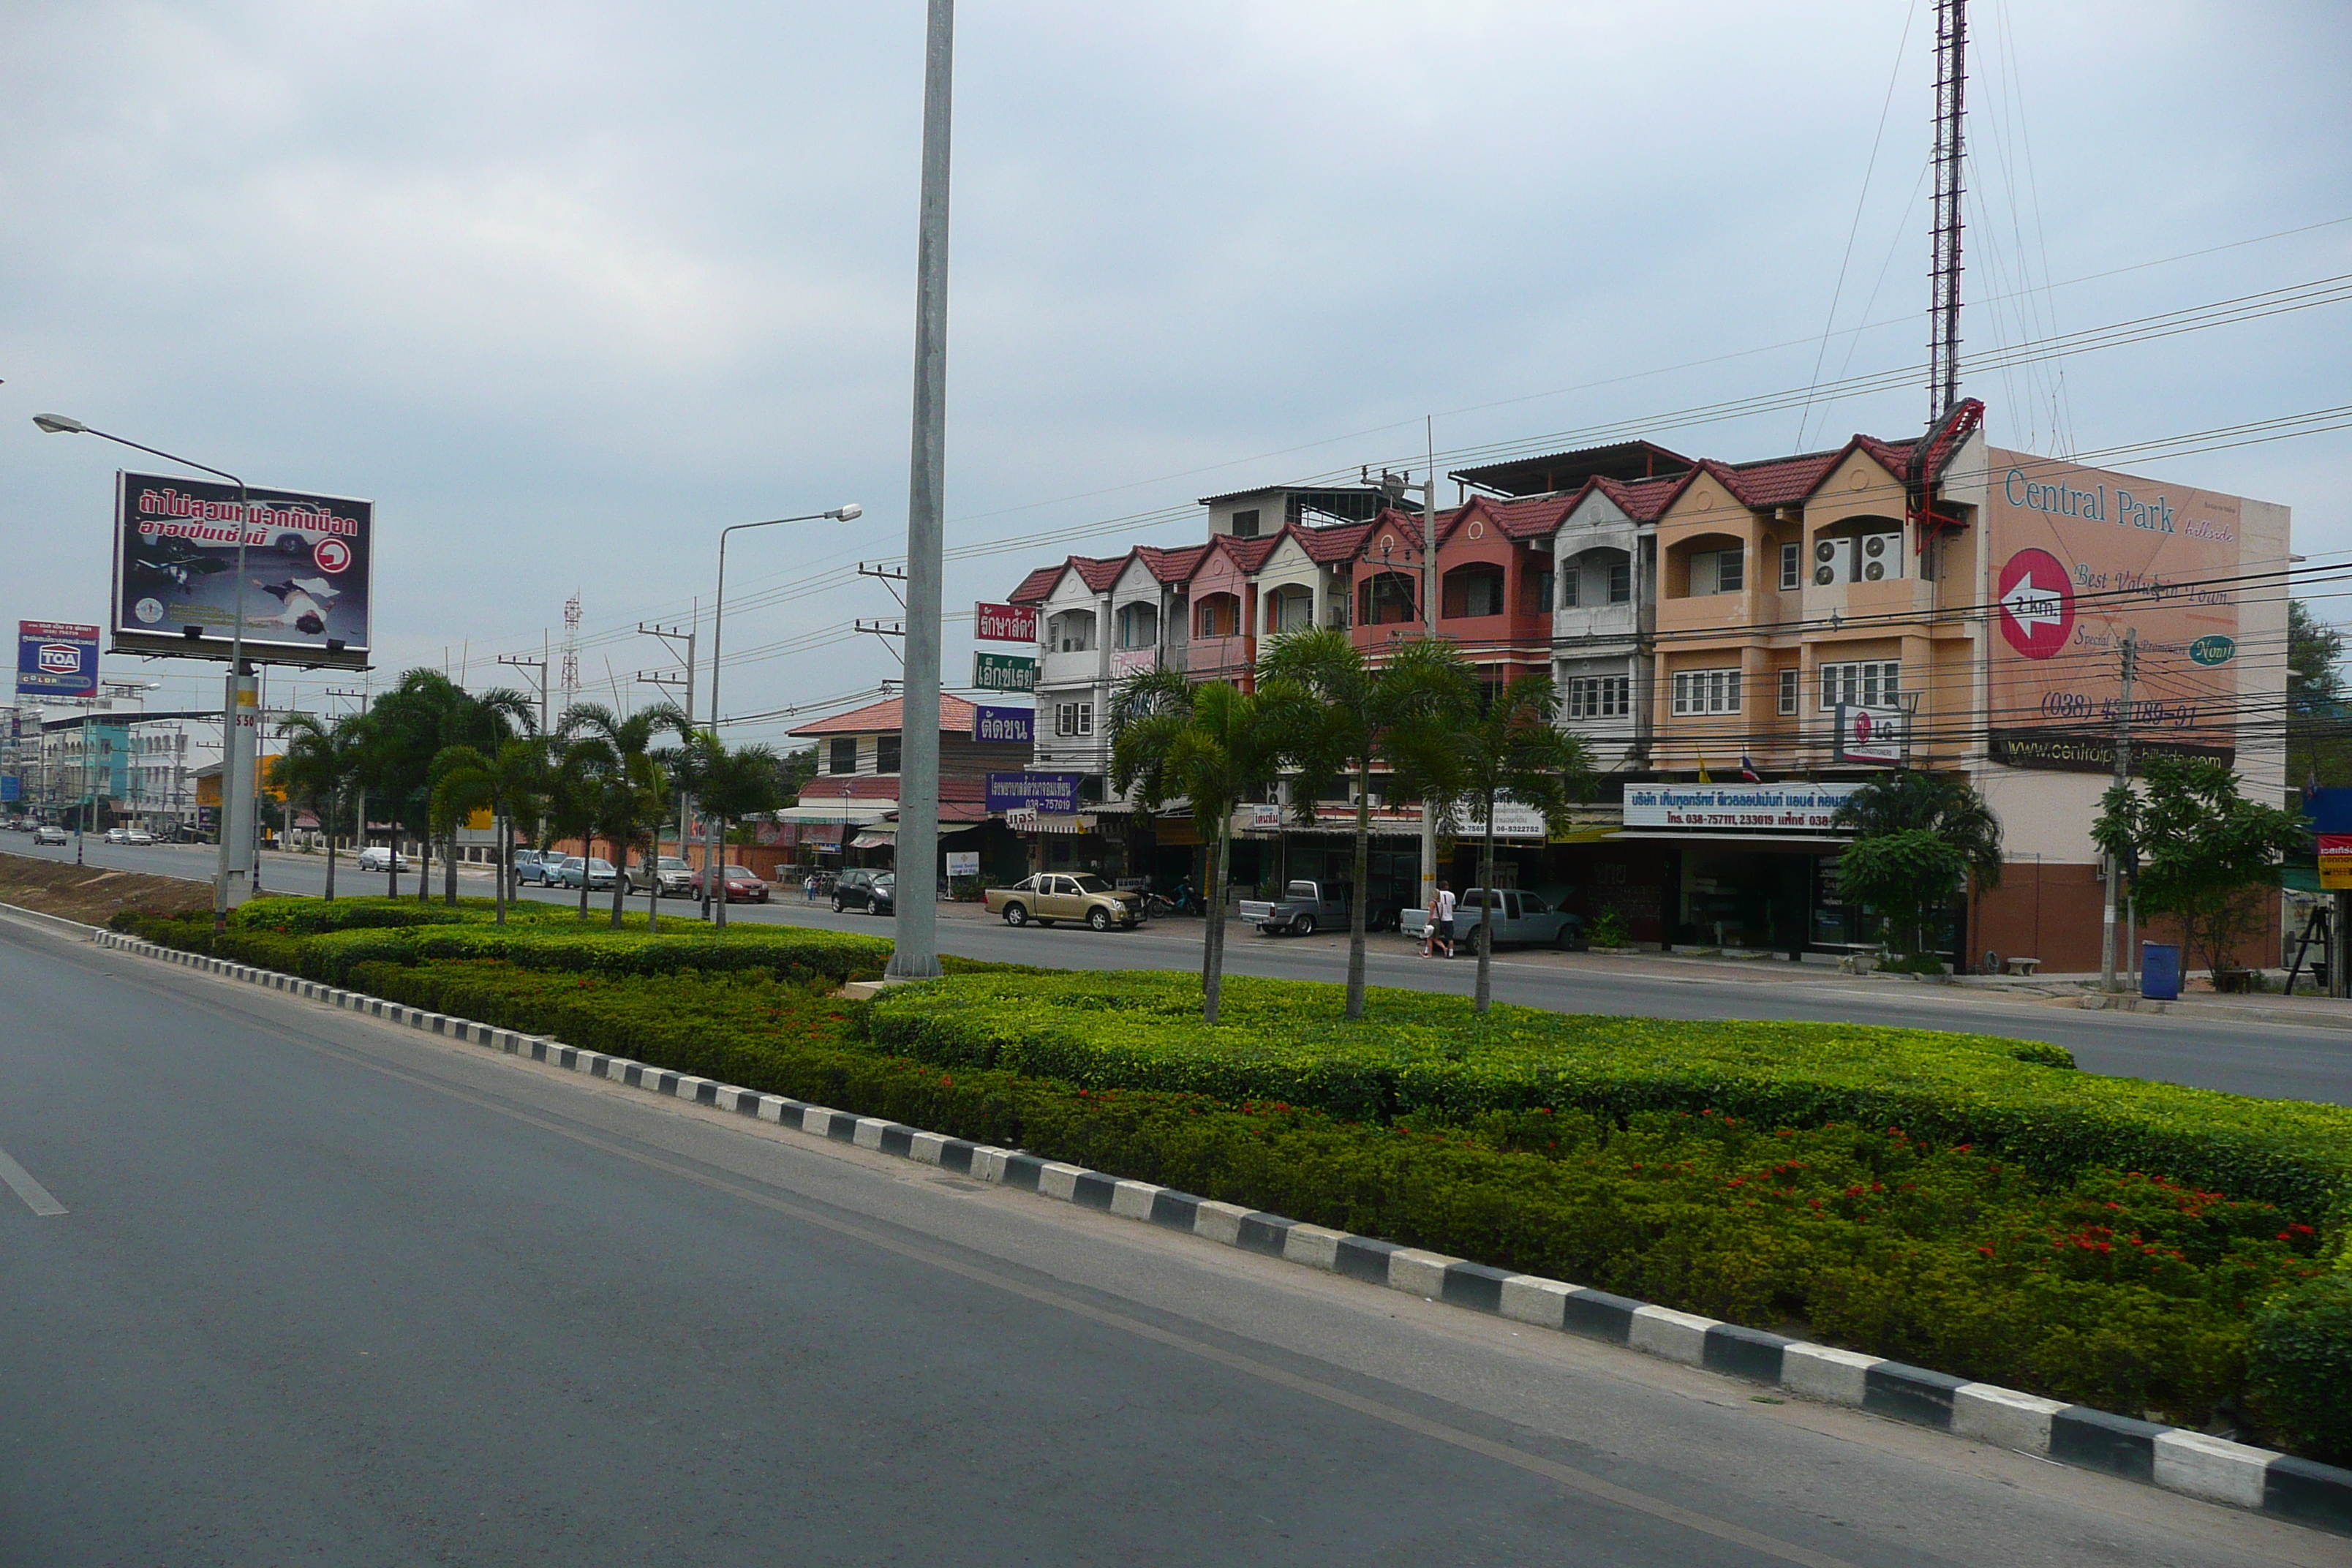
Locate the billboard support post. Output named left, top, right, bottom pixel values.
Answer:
left=29, top=415, right=258, bottom=931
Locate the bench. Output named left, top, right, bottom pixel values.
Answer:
left=2002, top=956, right=2043, bottom=976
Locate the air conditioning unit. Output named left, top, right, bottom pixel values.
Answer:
left=1810, top=532, right=1904, bottom=587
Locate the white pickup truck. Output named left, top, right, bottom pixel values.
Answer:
left=1401, top=888, right=1583, bottom=950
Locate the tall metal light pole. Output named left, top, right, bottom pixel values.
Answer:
left=891, top=0, right=956, bottom=981
left=706, top=506, right=860, bottom=924
left=34, top=414, right=254, bottom=932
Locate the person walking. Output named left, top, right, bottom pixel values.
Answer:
left=1433, top=880, right=1458, bottom=960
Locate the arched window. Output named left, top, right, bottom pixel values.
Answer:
left=1442, top=563, right=1506, bottom=619
left=1117, top=601, right=1159, bottom=649
left=1357, top=573, right=1416, bottom=626
left=1195, top=592, right=1240, bottom=638
left=1264, top=585, right=1313, bottom=633
left=1047, top=608, right=1096, bottom=652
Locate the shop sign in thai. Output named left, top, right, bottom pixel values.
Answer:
left=973, top=603, right=1039, bottom=642
left=987, top=771, right=1082, bottom=813
left=972, top=652, right=1037, bottom=692
left=1622, top=783, right=1862, bottom=832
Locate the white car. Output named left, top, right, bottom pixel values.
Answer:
left=105, top=827, right=132, bottom=844
left=125, top=829, right=156, bottom=845
left=32, top=825, right=69, bottom=846
left=356, top=845, right=411, bottom=872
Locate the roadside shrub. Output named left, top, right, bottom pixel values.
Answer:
left=862, top=971, right=2352, bottom=1232
left=2248, top=1272, right=2352, bottom=1463
left=315, top=955, right=2326, bottom=1435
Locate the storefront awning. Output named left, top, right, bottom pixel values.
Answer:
left=849, top=832, right=892, bottom=850
left=769, top=802, right=897, bottom=825
left=1612, top=832, right=1850, bottom=848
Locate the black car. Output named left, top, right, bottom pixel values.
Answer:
left=831, top=867, right=892, bottom=914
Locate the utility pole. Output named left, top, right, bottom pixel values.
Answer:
left=635, top=609, right=696, bottom=859
left=2100, top=627, right=2138, bottom=992
left=328, top=687, right=369, bottom=865
left=499, top=652, right=550, bottom=741
left=889, top=0, right=954, bottom=982
left=1373, top=432, right=1444, bottom=914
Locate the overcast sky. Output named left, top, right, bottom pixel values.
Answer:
left=4, top=0, right=2347, bottom=747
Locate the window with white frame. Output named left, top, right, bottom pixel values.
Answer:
left=1558, top=565, right=1578, bottom=608
left=1778, top=668, right=1799, bottom=715
left=1670, top=668, right=1742, bottom=715
left=1566, top=674, right=1630, bottom=720
left=1818, top=660, right=1901, bottom=710
left=1779, top=541, right=1801, bottom=591
left=1055, top=701, right=1095, bottom=737
left=1686, top=546, right=1744, bottom=596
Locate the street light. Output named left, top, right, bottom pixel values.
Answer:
left=34, top=414, right=255, bottom=932
left=702, top=503, right=860, bottom=923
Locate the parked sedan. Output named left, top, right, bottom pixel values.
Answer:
left=512, top=849, right=566, bottom=886
left=356, top=845, right=412, bottom=872
left=554, top=856, right=621, bottom=892
left=830, top=867, right=889, bottom=913
left=104, top=827, right=132, bottom=844
left=693, top=864, right=769, bottom=903
left=32, top=825, right=69, bottom=846
left=124, top=828, right=155, bottom=845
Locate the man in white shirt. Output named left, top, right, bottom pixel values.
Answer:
left=1433, top=881, right=1457, bottom=959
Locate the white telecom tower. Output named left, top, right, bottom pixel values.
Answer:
left=559, top=592, right=582, bottom=721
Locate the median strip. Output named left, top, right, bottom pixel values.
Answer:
left=72, top=916, right=2352, bottom=1536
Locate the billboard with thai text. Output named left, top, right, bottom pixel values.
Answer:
left=112, top=470, right=374, bottom=668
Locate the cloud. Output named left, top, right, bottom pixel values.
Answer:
left=1, top=0, right=2347, bottom=735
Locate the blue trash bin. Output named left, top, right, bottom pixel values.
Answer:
left=2141, top=941, right=2182, bottom=1001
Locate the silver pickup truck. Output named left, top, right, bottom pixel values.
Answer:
left=1401, top=888, right=1583, bottom=950
left=1239, top=879, right=1351, bottom=937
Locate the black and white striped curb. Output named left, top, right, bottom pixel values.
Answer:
left=84, top=924, right=2352, bottom=1535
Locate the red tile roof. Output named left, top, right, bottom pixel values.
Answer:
left=1007, top=566, right=1063, bottom=605
left=1583, top=472, right=1692, bottom=521
left=1716, top=451, right=1844, bottom=508
left=788, top=693, right=982, bottom=738
left=1135, top=543, right=1213, bottom=583
left=1210, top=532, right=1281, bottom=573
left=1070, top=554, right=1128, bottom=592
left=1294, top=521, right=1374, bottom=564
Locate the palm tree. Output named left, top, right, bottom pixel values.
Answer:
left=656, top=724, right=782, bottom=929
left=561, top=702, right=673, bottom=929
left=1109, top=670, right=1300, bottom=1022
left=542, top=739, right=603, bottom=921
left=1258, top=627, right=1468, bottom=1020
left=276, top=711, right=367, bottom=900
left=430, top=737, right=548, bottom=925
left=1834, top=770, right=2005, bottom=959
left=1420, top=672, right=1595, bottom=1014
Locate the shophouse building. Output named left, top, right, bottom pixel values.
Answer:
left=775, top=693, right=1033, bottom=883
left=987, top=409, right=2288, bottom=971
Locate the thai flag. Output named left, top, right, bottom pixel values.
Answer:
left=1740, top=754, right=1761, bottom=783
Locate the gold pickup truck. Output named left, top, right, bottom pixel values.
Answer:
left=984, top=872, right=1145, bottom=931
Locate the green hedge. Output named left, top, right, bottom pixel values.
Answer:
left=862, top=971, right=2352, bottom=1235
left=308, top=957, right=2331, bottom=1442
left=2250, top=1273, right=2352, bottom=1459
left=113, top=906, right=895, bottom=989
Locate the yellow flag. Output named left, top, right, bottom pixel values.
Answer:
left=1697, top=755, right=1713, bottom=784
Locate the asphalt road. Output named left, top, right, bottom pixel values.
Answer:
left=14, top=834, right=2352, bottom=1107
left=0, top=911, right=2332, bottom=1567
